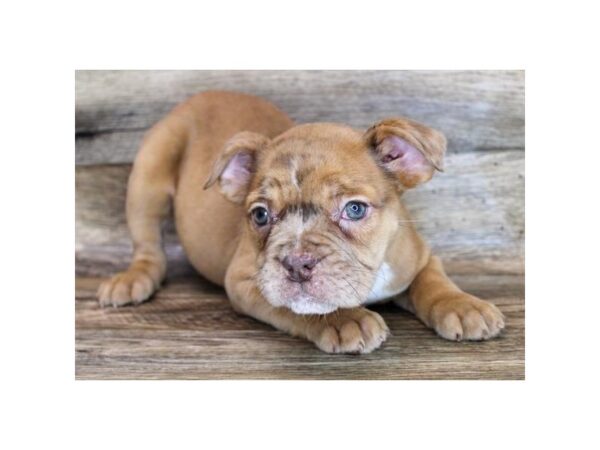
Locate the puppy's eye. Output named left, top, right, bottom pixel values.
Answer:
left=343, top=201, right=368, bottom=220
left=251, top=206, right=270, bottom=227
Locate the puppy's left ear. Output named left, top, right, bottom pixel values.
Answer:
left=364, top=118, right=446, bottom=189
left=204, top=131, right=270, bottom=203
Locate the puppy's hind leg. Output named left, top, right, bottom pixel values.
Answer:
left=97, top=118, right=187, bottom=307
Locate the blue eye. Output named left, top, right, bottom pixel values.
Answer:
left=251, top=206, right=270, bottom=226
left=344, top=201, right=368, bottom=220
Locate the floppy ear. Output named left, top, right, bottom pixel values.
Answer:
left=203, top=131, right=270, bottom=203
left=364, top=117, right=446, bottom=189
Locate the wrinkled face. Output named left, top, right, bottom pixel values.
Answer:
left=245, top=126, right=401, bottom=314
left=206, top=120, right=446, bottom=314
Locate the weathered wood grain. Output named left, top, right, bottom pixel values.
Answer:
left=75, top=71, right=525, bottom=379
left=75, top=275, right=524, bottom=380
left=75, top=150, right=524, bottom=277
left=75, top=70, right=524, bottom=165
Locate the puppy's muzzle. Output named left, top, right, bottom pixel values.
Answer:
left=281, top=254, right=319, bottom=282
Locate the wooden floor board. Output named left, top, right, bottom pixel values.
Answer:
left=75, top=275, right=524, bottom=380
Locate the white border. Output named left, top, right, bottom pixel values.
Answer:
left=3, top=0, right=600, bottom=448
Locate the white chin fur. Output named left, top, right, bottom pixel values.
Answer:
left=289, top=299, right=338, bottom=315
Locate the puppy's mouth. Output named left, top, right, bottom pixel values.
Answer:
left=285, top=282, right=338, bottom=315
left=257, top=255, right=373, bottom=315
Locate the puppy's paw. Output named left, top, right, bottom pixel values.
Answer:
left=312, top=308, right=390, bottom=354
left=429, top=294, right=505, bottom=341
left=97, top=269, right=158, bottom=307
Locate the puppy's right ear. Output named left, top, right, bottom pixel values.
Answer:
left=204, top=131, right=270, bottom=203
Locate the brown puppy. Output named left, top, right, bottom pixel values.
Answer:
left=97, top=91, right=505, bottom=353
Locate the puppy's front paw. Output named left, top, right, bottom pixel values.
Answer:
left=429, top=294, right=505, bottom=341
left=311, top=308, right=390, bottom=354
left=97, top=269, right=158, bottom=307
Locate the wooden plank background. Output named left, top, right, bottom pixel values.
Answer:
left=76, top=275, right=524, bottom=380
left=75, top=70, right=525, bottom=379
left=76, top=70, right=524, bottom=164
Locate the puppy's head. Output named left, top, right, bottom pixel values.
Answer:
left=205, top=118, right=446, bottom=314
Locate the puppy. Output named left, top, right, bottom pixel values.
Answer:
left=97, top=91, right=505, bottom=353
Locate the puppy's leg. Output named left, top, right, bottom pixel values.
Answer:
left=225, top=261, right=389, bottom=354
left=407, top=255, right=505, bottom=341
left=97, top=120, right=185, bottom=307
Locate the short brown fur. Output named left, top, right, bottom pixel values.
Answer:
left=97, top=91, right=504, bottom=353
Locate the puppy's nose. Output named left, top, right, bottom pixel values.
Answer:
left=281, top=254, right=318, bottom=282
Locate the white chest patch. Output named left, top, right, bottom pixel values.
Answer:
left=365, top=262, right=410, bottom=304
